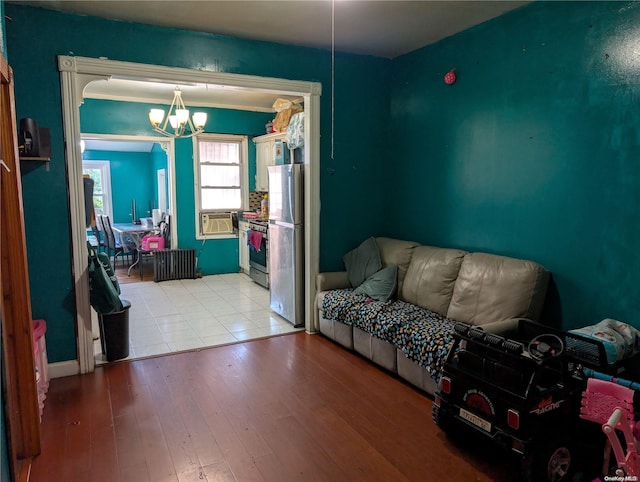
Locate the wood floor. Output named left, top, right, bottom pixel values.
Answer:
left=113, top=254, right=154, bottom=284
left=30, top=333, right=519, bottom=481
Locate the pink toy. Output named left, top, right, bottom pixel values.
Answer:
left=580, top=377, right=639, bottom=478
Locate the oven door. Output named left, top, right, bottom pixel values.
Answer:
left=249, top=231, right=268, bottom=272
left=249, top=230, right=269, bottom=288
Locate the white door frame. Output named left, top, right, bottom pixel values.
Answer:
left=59, top=55, right=321, bottom=374
left=157, top=168, right=167, bottom=215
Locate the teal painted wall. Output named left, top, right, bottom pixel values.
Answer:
left=5, top=5, right=391, bottom=361
left=80, top=98, right=272, bottom=274
left=389, top=1, right=640, bottom=329
left=82, top=149, right=155, bottom=223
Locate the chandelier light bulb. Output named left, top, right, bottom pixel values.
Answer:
left=149, top=108, right=165, bottom=127
left=192, top=112, right=207, bottom=129
left=176, top=108, right=189, bottom=124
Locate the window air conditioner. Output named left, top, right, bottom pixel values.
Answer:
left=201, top=212, right=233, bottom=235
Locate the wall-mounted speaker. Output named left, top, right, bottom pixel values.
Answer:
left=19, top=118, right=40, bottom=156
left=18, top=118, right=51, bottom=158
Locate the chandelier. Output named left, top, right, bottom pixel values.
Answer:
left=148, top=87, right=207, bottom=138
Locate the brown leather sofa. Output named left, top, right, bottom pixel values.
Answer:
left=315, top=237, right=550, bottom=396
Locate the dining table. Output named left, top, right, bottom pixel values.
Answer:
left=111, top=223, right=157, bottom=276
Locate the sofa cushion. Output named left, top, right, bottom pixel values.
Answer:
left=402, top=246, right=467, bottom=316
left=321, top=289, right=398, bottom=342
left=391, top=314, right=457, bottom=381
left=343, top=237, right=382, bottom=288
left=354, top=265, right=398, bottom=301
left=446, top=252, right=549, bottom=325
left=375, top=237, right=420, bottom=297
left=321, top=289, right=456, bottom=381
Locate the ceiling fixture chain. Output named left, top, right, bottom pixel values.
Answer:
left=331, top=0, right=335, bottom=160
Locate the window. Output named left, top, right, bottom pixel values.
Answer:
left=194, top=134, right=247, bottom=238
left=82, top=160, right=113, bottom=220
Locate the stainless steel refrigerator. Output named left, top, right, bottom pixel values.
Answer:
left=267, top=164, right=304, bottom=327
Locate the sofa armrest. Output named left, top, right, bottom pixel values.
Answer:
left=316, top=271, right=350, bottom=292
left=479, top=318, right=525, bottom=337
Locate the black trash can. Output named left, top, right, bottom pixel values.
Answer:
left=99, top=299, right=131, bottom=361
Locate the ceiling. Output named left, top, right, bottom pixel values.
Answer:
left=9, top=0, right=530, bottom=59
left=82, top=139, right=157, bottom=153
left=14, top=0, right=531, bottom=149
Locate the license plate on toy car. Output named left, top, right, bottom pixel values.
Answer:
left=459, top=408, right=492, bottom=432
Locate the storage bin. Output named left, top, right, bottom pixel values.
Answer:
left=99, top=299, right=131, bottom=361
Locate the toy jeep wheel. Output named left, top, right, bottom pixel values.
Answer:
left=522, top=440, right=573, bottom=482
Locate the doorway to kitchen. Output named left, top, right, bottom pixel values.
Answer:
left=82, top=136, right=300, bottom=364
left=60, top=55, right=321, bottom=374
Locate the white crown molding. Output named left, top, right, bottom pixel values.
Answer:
left=59, top=56, right=322, bottom=97
left=84, top=91, right=276, bottom=113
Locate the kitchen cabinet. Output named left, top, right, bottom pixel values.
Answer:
left=238, top=220, right=250, bottom=274
left=254, top=131, right=286, bottom=192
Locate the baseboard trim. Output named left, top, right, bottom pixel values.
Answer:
left=47, top=360, right=80, bottom=379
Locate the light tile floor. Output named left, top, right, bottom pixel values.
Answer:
left=94, top=273, right=302, bottom=364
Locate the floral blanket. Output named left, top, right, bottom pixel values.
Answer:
left=321, top=289, right=457, bottom=380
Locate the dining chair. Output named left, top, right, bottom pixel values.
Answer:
left=96, top=215, right=108, bottom=254
left=161, top=214, right=171, bottom=249
left=101, top=215, right=127, bottom=268
left=90, top=224, right=105, bottom=252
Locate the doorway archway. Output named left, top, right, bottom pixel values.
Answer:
left=59, top=56, right=321, bottom=374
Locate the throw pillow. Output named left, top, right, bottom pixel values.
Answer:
left=354, top=265, right=398, bottom=302
left=343, top=237, right=382, bottom=288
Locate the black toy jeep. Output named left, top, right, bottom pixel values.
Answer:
left=433, top=319, right=610, bottom=482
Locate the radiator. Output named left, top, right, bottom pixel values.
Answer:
left=153, top=249, right=196, bottom=282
